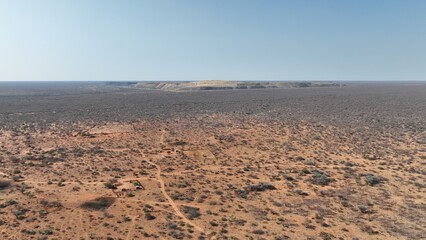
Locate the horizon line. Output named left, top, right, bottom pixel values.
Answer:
left=1, top=80, right=426, bottom=82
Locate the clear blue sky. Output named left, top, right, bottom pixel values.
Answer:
left=0, top=0, right=425, bottom=81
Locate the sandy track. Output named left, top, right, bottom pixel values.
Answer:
left=140, top=152, right=204, bottom=233
left=135, top=128, right=205, bottom=233
left=125, top=215, right=138, bottom=240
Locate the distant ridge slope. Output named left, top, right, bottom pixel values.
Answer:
left=133, top=80, right=341, bottom=92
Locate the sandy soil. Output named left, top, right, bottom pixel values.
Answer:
left=0, top=114, right=425, bottom=239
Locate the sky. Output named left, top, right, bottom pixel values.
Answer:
left=0, top=0, right=425, bottom=81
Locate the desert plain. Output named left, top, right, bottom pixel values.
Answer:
left=0, top=81, right=425, bottom=240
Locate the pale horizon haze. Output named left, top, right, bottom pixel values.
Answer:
left=0, top=0, right=425, bottom=81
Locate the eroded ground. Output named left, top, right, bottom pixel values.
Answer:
left=0, top=113, right=425, bottom=240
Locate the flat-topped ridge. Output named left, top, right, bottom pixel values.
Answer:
left=132, top=80, right=342, bottom=91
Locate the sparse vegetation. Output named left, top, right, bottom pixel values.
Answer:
left=81, top=197, right=115, bottom=210
left=0, top=179, right=11, bottom=189
left=364, top=174, right=382, bottom=186
left=182, top=206, right=201, bottom=220
left=0, top=82, right=424, bottom=239
left=309, top=170, right=334, bottom=186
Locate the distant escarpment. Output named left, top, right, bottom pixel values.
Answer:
left=131, top=80, right=342, bottom=92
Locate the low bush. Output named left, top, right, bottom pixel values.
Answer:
left=182, top=206, right=201, bottom=219
left=81, top=197, right=115, bottom=210
left=0, top=180, right=11, bottom=189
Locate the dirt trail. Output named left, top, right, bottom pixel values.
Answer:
left=159, top=128, right=165, bottom=144
left=141, top=153, right=204, bottom=233
left=125, top=215, right=138, bottom=240
left=137, top=128, right=205, bottom=233
left=78, top=210, right=90, bottom=240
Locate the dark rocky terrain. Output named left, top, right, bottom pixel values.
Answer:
left=0, top=82, right=425, bottom=130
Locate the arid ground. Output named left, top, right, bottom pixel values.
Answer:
left=0, top=82, right=425, bottom=240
